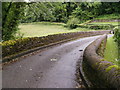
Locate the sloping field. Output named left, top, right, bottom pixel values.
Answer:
left=18, top=22, right=95, bottom=37
left=95, top=13, right=120, bottom=20
left=89, top=22, right=118, bottom=26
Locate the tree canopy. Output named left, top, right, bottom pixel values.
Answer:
left=2, top=2, right=120, bottom=41
left=2, top=2, right=25, bottom=41
left=21, top=2, right=120, bottom=23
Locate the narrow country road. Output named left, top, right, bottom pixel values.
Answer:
left=2, top=35, right=102, bottom=88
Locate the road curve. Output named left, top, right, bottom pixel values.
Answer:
left=2, top=35, right=101, bottom=88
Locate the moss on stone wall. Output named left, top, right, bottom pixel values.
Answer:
left=106, top=65, right=120, bottom=72
left=2, top=31, right=110, bottom=59
left=83, top=34, right=120, bottom=88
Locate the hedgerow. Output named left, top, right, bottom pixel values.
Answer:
left=114, top=26, right=120, bottom=58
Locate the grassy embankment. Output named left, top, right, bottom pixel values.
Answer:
left=89, top=13, right=119, bottom=26
left=18, top=22, right=95, bottom=37
left=90, top=22, right=118, bottom=26
left=95, top=13, right=120, bottom=20
left=18, top=14, right=120, bottom=37
left=104, top=37, right=119, bottom=66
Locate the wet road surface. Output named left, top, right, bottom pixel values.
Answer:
left=2, top=35, right=102, bottom=88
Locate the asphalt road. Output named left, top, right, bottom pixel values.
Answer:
left=2, top=35, right=102, bottom=88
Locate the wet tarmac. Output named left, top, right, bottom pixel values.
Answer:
left=2, top=35, right=102, bottom=88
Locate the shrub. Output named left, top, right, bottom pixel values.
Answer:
left=114, top=26, right=120, bottom=58
left=66, top=18, right=79, bottom=29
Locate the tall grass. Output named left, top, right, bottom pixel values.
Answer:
left=104, top=37, right=119, bottom=66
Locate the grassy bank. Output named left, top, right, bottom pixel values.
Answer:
left=95, top=13, right=120, bottom=20
left=89, top=22, right=118, bottom=26
left=18, top=22, right=95, bottom=37
left=104, top=37, right=119, bottom=66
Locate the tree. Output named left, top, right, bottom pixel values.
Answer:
left=2, top=2, right=25, bottom=41
left=0, top=2, right=1, bottom=23
left=21, top=2, right=56, bottom=23
left=72, top=2, right=102, bottom=22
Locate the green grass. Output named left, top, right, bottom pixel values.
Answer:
left=89, top=22, right=118, bottom=26
left=104, top=37, right=119, bottom=66
left=18, top=22, right=95, bottom=37
left=95, top=13, right=120, bottom=20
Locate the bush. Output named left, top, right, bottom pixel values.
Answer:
left=66, top=18, right=79, bottom=29
left=114, top=26, right=120, bottom=58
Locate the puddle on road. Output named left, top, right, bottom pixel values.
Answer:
left=29, top=68, right=32, bottom=71
left=50, top=58, right=58, bottom=62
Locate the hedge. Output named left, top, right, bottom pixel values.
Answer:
left=114, top=26, right=120, bottom=58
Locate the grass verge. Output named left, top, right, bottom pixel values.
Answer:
left=95, top=13, right=120, bottom=20
left=89, top=22, right=118, bottom=26
left=104, top=36, right=119, bottom=66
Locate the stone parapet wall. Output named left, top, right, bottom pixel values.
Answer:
left=83, top=34, right=120, bottom=88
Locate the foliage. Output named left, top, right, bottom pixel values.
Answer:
left=106, top=65, right=120, bottom=72
left=78, top=24, right=114, bottom=30
left=21, top=2, right=68, bottom=23
left=2, top=2, right=25, bottom=41
left=66, top=18, right=79, bottom=29
left=72, top=2, right=101, bottom=22
left=114, top=27, right=120, bottom=45
left=21, top=2, right=120, bottom=23
left=2, top=2, right=120, bottom=41
left=21, top=2, right=56, bottom=22
left=114, top=27, right=120, bottom=59
left=100, top=2, right=120, bottom=14
left=52, top=2, right=68, bottom=23
left=0, top=2, right=2, bottom=41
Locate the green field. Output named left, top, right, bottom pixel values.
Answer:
left=104, top=37, right=119, bottom=66
left=18, top=22, right=95, bottom=37
left=86, top=13, right=120, bottom=26
left=89, top=22, right=118, bottom=26
left=95, top=13, right=120, bottom=20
